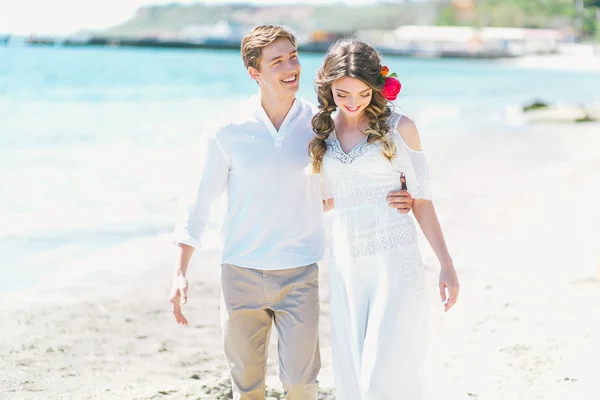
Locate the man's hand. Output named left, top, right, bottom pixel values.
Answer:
left=387, top=174, right=413, bottom=214
left=169, top=275, right=189, bottom=325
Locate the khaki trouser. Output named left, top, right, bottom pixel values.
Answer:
left=220, top=263, right=321, bottom=400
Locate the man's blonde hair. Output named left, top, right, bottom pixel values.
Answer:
left=241, top=25, right=297, bottom=70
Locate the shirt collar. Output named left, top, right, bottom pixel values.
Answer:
left=252, top=95, right=302, bottom=146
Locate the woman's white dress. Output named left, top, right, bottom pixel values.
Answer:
left=322, top=112, right=433, bottom=400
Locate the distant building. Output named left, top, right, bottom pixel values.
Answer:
left=481, top=27, right=562, bottom=55
left=357, top=25, right=563, bottom=58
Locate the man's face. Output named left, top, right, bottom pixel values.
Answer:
left=250, top=38, right=301, bottom=97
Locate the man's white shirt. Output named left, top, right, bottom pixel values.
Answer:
left=174, top=95, right=325, bottom=270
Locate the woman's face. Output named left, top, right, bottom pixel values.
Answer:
left=331, top=76, right=373, bottom=118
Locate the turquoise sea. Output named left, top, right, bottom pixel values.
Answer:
left=1, top=45, right=599, bottom=292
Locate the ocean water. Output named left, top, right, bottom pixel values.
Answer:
left=1, top=45, right=599, bottom=292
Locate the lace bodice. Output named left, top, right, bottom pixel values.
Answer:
left=321, top=112, right=431, bottom=265
left=321, top=112, right=432, bottom=208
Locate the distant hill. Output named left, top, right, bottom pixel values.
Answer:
left=103, top=2, right=443, bottom=37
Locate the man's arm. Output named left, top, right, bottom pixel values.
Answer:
left=170, top=243, right=194, bottom=325
left=173, top=133, right=230, bottom=249
left=170, top=132, right=229, bottom=325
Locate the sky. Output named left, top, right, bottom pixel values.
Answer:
left=0, top=0, right=391, bottom=35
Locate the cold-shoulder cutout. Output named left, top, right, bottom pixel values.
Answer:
left=387, top=112, right=431, bottom=200
left=395, top=115, right=422, bottom=152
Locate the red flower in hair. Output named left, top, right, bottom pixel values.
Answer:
left=378, top=65, right=401, bottom=101
left=382, top=76, right=401, bottom=101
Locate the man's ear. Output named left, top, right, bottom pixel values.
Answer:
left=248, top=66, right=260, bottom=82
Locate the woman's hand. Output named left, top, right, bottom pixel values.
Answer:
left=439, top=265, right=460, bottom=312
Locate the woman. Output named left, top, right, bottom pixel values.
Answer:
left=309, top=39, right=461, bottom=399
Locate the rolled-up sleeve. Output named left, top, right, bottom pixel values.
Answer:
left=320, top=172, right=333, bottom=200
left=173, top=131, right=229, bottom=249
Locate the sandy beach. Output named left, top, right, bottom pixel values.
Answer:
left=1, top=121, right=599, bottom=400
left=503, top=53, right=600, bottom=71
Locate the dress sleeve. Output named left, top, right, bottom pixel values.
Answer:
left=404, top=149, right=432, bottom=200
left=388, top=112, right=432, bottom=200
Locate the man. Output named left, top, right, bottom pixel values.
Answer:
left=170, top=25, right=413, bottom=400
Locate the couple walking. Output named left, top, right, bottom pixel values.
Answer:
left=170, top=25, right=460, bottom=400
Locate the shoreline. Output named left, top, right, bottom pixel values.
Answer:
left=6, top=39, right=600, bottom=72
left=14, top=36, right=518, bottom=60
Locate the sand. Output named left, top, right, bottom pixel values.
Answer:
left=502, top=45, right=600, bottom=71
left=1, top=121, right=599, bottom=400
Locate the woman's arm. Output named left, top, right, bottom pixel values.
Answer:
left=396, top=116, right=460, bottom=311
left=412, top=200, right=459, bottom=312
left=412, top=200, right=452, bottom=267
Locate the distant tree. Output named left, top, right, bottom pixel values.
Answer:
left=435, top=0, right=577, bottom=28
left=436, top=5, right=460, bottom=26
left=577, top=0, right=600, bottom=39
